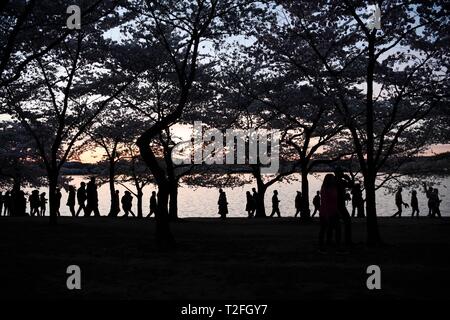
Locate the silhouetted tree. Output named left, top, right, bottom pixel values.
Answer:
left=0, top=0, right=122, bottom=89
left=87, top=107, right=147, bottom=216
left=123, top=0, right=264, bottom=248
left=2, top=13, right=137, bottom=225
left=268, top=0, right=449, bottom=244
left=0, top=121, right=46, bottom=191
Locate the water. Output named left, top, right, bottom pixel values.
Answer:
left=21, top=173, right=449, bottom=217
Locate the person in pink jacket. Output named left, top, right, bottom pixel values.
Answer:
left=319, top=174, right=341, bottom=253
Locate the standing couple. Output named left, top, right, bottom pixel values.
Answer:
left=318, top=168, right=354, bottom=253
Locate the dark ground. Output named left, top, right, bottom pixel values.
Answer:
left=0, top=216, right=449, bottom=300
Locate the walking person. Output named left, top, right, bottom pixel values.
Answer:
left=76, top=182, right=87, bottom=216
left=245, top=191, right=254, bottom=218
left=218, top=189, right=228, bottom=219
left=85, top=177, right=100, bottom=217
left=351, top=183, right=365, bottom=218
left=411, top=190, right=420, bottom=217
left=318, top=174, right=341, bottom=253
left=67, top=186, right=76, bottom=217
left=311, top=191, right=321, bottom=217
left=294, top=191, right=302, bottom=217
left=431, top=188, right=442, bottom=218
left=423, top=183, right=434, bottom=217
left=147, top=191, right=157, bottom=218
left=29, top=190, right=40, bottom=216
left=270, top=190, right=281, bottom=217
left=40, top=192, right=47, bottom=216
left=121, top=191, right=135, bottom=217
left=392, top=187, right=409, bottom=217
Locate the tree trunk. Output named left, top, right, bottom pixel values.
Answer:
left=300, top=169, right=311, bottom=219
left=137, top=134, right=175, bottom=249
left=108, top=158, right=117, bottom=217
left=364, top=34, right=381, bottom=245
left=48, top=172, right=58, bottom=225
left=155, top=185, right=175, bottom=249
left=364, top=176, right=381, bottom=245
left=255, top=184, right=267, bottom=218
left=137, top=189, right=143, bottom=218
left=168, top=179, right=179, bottom=220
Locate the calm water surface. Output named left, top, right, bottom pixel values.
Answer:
left=22, top=174, right=450, bottom=218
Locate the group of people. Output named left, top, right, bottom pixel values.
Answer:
left=26, top=190, right=49, bottom=216
left=221, top=168, right=356, bottom=252
left=0, top=177, right=160, bottom=218
left=0, top=190, right=29, bottom=216
left=232, top=173, right=364, bottom=222
left=0, top=174, right=444, bottom=224
left=0, top=178, right=98, bottom=217
left=392, top=183, right=442, bottom=218
left=220, top=187, right=284, bottom=219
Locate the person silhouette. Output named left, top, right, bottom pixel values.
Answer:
left=112, top=190, right=120, bottom=217
left=411, top=190, right=419, bottom=217
left=245, top=191, right=254, bottom=218
left=218, top=189, right=228, bottom=219
left=9, top=188, right=19, bottom=216
left=67, top=186, right=76, bottom=217
left=392, top=187, right=409, bottom=217
left=55, top=188, right=62, bottom=216
left=86, top=177, right=100, bottom=217
left=423, top=183, right=433, bottom=216
left=318, top=174, right=341, bottom=253
left=251, top=187, right=258, bottom=217
left=334, top=167, right=353, bottom=246
left=294, top=191, right=302, bottom=217
left=76, top=182, right=87, bottom=217
left=312, top=191, right=321, bottom=217
left=147, top=191, right=157, bottom=218
left=345, top=192, right=351, bottom=206
left=40, top=192, right=47, bottom=216
left=351, top=183, right=365, bottom=218
left=121, top=191, right=135, bottom=217
left=430, top=188, right=442, bottom=218
left=16, top=190, right=27, bottom=216
left=270, top=190, right=281, bottom=217
left=29, top=190, right=40, bottom=216
left=3, top=191, right=11, bottom=216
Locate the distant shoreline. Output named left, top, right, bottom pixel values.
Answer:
left=60, top=153, right=450, bottom=176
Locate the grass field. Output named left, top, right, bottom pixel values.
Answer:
left=1, top=216, right=449, bottom=300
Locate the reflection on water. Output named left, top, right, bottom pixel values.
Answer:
left=23, top=173, right=449, bottom=218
